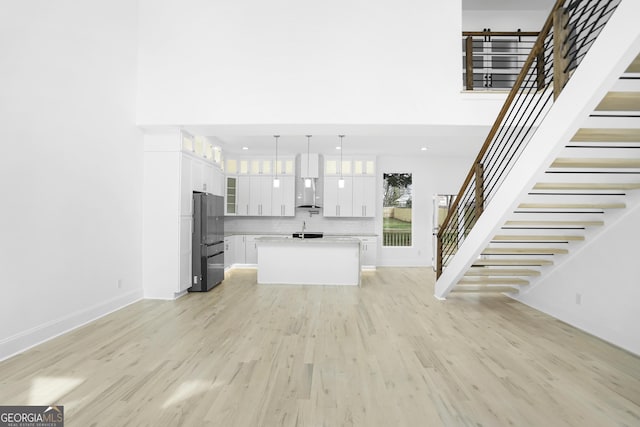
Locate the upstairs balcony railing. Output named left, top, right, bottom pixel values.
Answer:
left=463, top=30, right=540, bottom=91
left=438, top=0, right=621, bottom=278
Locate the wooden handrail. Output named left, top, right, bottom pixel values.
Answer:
left=462, top=31, right=540, bottom=37
left=438, top=0, right=566, bottom=246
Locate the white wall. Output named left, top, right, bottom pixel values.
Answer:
left=376, top=155, right=472, bottom=267
left=136, top=0, right=504, bottom=127
left=516, top=203, right=640, bottom=355
left=0, top=1, right=143, bottom=360
left=462, top=10, right=548, bottom=31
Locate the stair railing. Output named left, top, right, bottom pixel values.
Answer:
left=463, top=30, right=540, bottom=91
left=437, top=0, right=621, bottom=278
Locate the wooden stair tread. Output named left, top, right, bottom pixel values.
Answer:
left=472, top=259, right=554, bottom=266
left=551, top=158, right=640, bottom=169
left=518, top=202, right=626, bottom=209
left=627, top=53, right=640, bottom=73
left=458, top=277, right=529, bottom=285
left=466, top=268, right=541, bottom=277
left=482, top=248, right=569, bottom=255
left=493, top=235, right=584, bottom=241
left=595, top=92, right=640, bottom=112
left=504, top=220, right=604, bottom=227
left=452, top=286, right=520, bottom=294
left=534, top=182, right=640, bottom=190
left=572, top=128, right=640, bottom=142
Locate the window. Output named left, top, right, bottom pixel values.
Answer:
left=383, top=173, right=412, bottom=247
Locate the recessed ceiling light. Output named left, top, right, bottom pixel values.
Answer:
left=421, top=147, right=428, bottom=151
left=242, top=146, right=249, bottom=150
left=336, top=146, right=341, bottom=150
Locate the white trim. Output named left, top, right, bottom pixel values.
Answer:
left=0, top=290, right=143, bottom=362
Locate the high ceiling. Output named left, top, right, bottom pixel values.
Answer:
left=185, top=1, right=556, bottom=158
left=462, top=0, right=556, bottom=11
left=184, top=124, right=490, bottom=157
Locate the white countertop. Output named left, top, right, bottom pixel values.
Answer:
left=225, top=232, right=378, bottom=237
left=255, top=236, right=360, bottom=244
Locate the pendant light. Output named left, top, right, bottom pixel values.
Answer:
left=338, top=135, right=345, bottom=188
left=304, top=135, right=312, bottom=188
left=273, top=135, right=280, bottom=188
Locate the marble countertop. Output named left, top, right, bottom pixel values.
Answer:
left=255, top=236, right=360, bottom=244
left=225, top=232, right=378, bottom=237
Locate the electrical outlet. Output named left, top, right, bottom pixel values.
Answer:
left=117, top=279, right=123, bottom=289
left=575, top=293, right=582, bottom=305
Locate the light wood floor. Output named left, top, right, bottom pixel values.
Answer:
left=1, top=268, right=639, bottom=426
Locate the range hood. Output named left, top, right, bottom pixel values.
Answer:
left=296, top=153, right=322, bottom=208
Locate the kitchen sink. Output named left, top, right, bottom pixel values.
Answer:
left=291, top=232, right=323, bottom=239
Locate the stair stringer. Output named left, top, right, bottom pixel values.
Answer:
left=434, top=1, right=640, bottom=300
left=511, top=188, right=640, bottom=297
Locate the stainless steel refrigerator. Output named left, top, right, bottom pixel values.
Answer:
left=190, top=193, right=224, bottom=292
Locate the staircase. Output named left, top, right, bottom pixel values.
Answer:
left=457, top=54, right=640, bottom=295
left=435, top=0, right=640, bottom=299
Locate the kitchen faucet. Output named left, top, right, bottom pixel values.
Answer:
left=301, top=221, right=306, bottom=239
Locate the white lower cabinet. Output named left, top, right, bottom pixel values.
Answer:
left=357, top=236, right=377, bottom=269
left=246, top=235, right=271, bottom=264
left=245, top=236, right=258, bottom=264
left=224, top=236, right=233, bottom=269
left=232, top=235, right=246, bottom=264
left=225, top=235, right=267, bottom=266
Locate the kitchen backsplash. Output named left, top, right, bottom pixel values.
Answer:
left=224, top=211, right=376, bottom=235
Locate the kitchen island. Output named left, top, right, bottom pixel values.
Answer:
left=256, top=237, right=361, bottom=286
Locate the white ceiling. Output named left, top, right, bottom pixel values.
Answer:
left=462, top=0, right=556, bottom=11
left=183, top=124, right=490, bottom=157
left=179, top=1, right=554, bottom=158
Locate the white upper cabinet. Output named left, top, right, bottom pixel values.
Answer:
left=250, top=159, right=273, bottom=175
left=225, top=176, right=238, bottom=215
left=275, top=158, right=295, bottom=175
left=353, top=157, right=376, bottom=176
left=180, top=155, right=193, bottom=216
left=323, top=156, right=376, bottom=217
left=272, top=175, right=295, bottom=216
left=212, top=166, right=224, bottom=196
left=352, top=176, right=376, bottom=217
left=236, top=175, right=251, bottom=216
left=323, top=176, right=353, bottom=217
left=248, top=175, right=273, bottom=216
left=226, top=159, right=238, bottom=175
left=324, top=156, right=352, bottom=176
left=325, top=156, right=374, bottom=176
left=225, top=156, right=295, bottom=217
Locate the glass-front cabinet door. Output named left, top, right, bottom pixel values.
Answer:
left=225, top=176, right=237, bottom=215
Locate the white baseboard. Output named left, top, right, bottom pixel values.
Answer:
left=0, top=289, right=143, bottom=362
